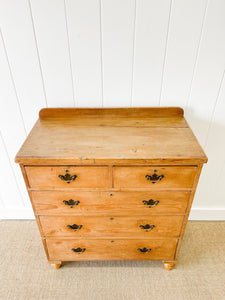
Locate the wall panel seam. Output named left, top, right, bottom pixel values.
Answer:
left=204, top=70, right=225, bottom=149
left=0, top=30, right=27, bottom=136
left=185, top=0, right=209, bottom=109
left=99, top=0, right=104, bottom=107
left=0, top=132, right=25, bottom=207
left=158, top=0, right=173, bottom=106
left=63, top=0, right=76, bottom=107
left=28, top=0, right=48, bottom=108
left=130, top=0, right=137, bottom=107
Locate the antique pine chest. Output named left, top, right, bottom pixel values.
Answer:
left=15, top=107, right=207, bottom=270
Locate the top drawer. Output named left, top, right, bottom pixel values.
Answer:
left=113, top=166, right=197, bottom=189
left=26, top=166, right=109, bottom=189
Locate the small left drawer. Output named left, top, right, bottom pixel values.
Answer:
left=25, top=166, right=109, bottom=189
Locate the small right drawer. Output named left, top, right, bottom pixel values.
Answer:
left=113, top=166, right=197, bottom=189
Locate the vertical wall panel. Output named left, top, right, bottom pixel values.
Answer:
left=101, top=0, right=135, bottom=106
left=66, top=0, right=102, bottom=107
left=0, top=1, right=225, bottom=219
left=0, top=133, right=24, bottom=207
left=0, top=33, right=29, bottom=207
left=193, top=74, right=225, bottom=208
left=0, top=0, right=46, bottom=133
left=30, top=0, right=75, bottom=107
left=160, top=0, right=207, bottom=107
left=132, top=0, right=171, bottom=106
left=186, top=0, right=225, bottom=146
left=0, top=193, right=3, bottom=208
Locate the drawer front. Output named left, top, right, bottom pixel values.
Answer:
left=32, top=191, right=190, bottom=215
left=46, top=238, right=177, bottom=261
left=39, top=215, right=183, bottom=238
left=113, top=166, right=197, bottom=188
left=26, top=166, right=109, bottom=189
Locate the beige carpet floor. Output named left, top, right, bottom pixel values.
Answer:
left=0, top=221, right=224, bottom=300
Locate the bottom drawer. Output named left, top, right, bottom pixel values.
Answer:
left=46, top=238, right=177, bottom=261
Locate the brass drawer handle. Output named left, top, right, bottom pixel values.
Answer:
left=67, top=224, right=82, bottom=231
left=71, top=247, right=86, bottom=254
left=63, top=199, right=80, bottom=208
left=58, top=170, right=77, bottom=183
left=145, top=172, right=164, bottom=184
left=137, top=247, right=152, bottom=253
left=139, top=224, right=155, bottom=231
left=142, top=199, right=159, bottom=208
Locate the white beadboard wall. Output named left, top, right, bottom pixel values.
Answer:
left=0, top=0, right=225, bottom=220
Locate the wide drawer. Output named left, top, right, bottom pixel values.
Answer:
left=32, top=190, right=190, bottom=215
left=113, top=166, right=197, bottom=188
left=46, top=238, right=177, bottom=261
left=39, top=215, right=183, bottom=238
left=26, top=166, right=109, bottom=189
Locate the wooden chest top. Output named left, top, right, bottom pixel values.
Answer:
left=15, top=107, right=207, bottom=165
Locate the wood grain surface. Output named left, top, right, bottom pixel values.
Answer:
left=46, top=238, right=177, bottom=261
left=31, top=190, right=190, bottom=215
left=25, top=166, right=109, bottom=188
left=39, top=215, right=183, bottom=238
left=15, top=107, right=207, bottom=268
left=15, top=108, right=207, bottom=165
left=113, top=166, right=197, bottom=188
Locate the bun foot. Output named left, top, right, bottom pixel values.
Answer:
left=163, top=261, right=176, bottom=270
left=50, top=262, right=62, bottom=269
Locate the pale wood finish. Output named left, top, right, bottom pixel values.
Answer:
left=51, top=263, right=62, bottom=269
left=25, top=166, right=109, bottom=189
left=15, top=107, right=207, bottom=269
left=39, top=215, right=184, bottom=238
left=19, top=164, right=50, bottom=260
left=113, top=166, right=197, bottom=189
left=163, top=261, right=176, bottom=270
left=31, top=190, right=190, bottom=215
left=39, top=107, right=184, bottom=118
left=174, top=164, right=204, bottom=261
left=16, top=124, right=206, bottom=164
left=46, top=238, right=177, bottom=261
left=37, top=116, right=189, bottom=128
left=17, top=157, right=207, bottom=165
left=15, top=108, right=207, bottom=165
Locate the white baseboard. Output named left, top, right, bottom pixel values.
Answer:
left=0, top=207, right=225, bottom=220
left=0, top=208, right=35, bottom=219
left=189, top=207, right=225, bottom=220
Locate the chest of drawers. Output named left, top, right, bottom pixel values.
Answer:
left=15, top=107, right=207, bottom=270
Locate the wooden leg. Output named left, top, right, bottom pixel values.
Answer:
left=163, top=261, right=176, bottom=270
left=50, top=262, right=62, bottom=269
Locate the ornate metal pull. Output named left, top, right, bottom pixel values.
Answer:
left=137, top=247, right=152, bottom=253
left=145, top=171, right=164, bottom=184
left=142, top=199, right=159, bottom=208
left=71, top=247, right=86, bottom=254
left=63, top=199, right=80, bottom=208
left=58, top=170, right=77, bottom=183
left=139, top=224, right=155, bottom=231
left=67, top=224, right=82, bottom=231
